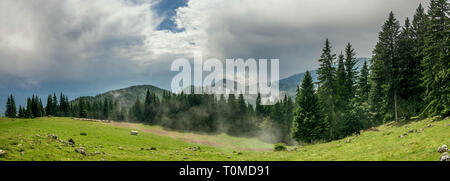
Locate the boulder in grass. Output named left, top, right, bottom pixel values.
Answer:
left=0, top=150, right=5, bottom=156
left=438, top=145, right=448, bottom=153
left=130, top=130, right=138, bottom=135
left=48, top=134, right=58, bottom=139
left=68, top=139, right=75, bottom=145
left=439, top=152, right=449, bottom=161
left=408, top=129, right=417, bottom=133
left=80, top=149, right=87, bottom=156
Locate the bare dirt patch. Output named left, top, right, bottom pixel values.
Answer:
left=109, top=121, right=271, bottom=151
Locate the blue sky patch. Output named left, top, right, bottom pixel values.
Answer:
left=154, top=0, right=188, bottom=32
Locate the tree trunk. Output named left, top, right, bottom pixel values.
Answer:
left=394, top=92, right=398, bottom=122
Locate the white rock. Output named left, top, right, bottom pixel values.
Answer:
left=438, top=145, right=448, bottom=153
left=130, top=130, right=139, bottom=135
left=439, top=152, right=449, bottom=161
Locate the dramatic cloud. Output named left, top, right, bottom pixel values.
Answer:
left=170, top=0, right=428, bottom=77
left=0, top=0, right=427, bottom=93
left=0, top=0, right=162, bottom=87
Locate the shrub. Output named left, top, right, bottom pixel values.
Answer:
left=274, top=143, right=287, bottom=152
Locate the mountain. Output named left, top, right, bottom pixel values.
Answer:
left=71, top=85, right=168, bottom=110
left=279, top=70, right=319, bottom=97
left=278, top=57, right=370, bottom=97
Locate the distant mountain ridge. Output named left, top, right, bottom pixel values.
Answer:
left=71, top=85, right=168, bottom=110
left=278, top=57, right=370, bottom=97
left=10, top=58, right=370, bottom=112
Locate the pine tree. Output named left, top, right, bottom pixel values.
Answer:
left=11, top=95, right=17, bottom=118
left=255, top=92, right=263, bottom=115
left=130, top=98, right=143, bottom=121
left=282, top=95, right=294, bottom=142
left=357, top=61, right=370, bottom=103
left=46, top=94, right=53, bottom=116
left=225, top=93, right=237, bottom=134
left=59, top=93, right=69, bottom=116
left=5, top=95, right=17, bottom=118
left=317, top=39, right=336, bottom=138
left=52, top=93, right=58, bottom=115
left=398, top=18, right=424, bottom=118
left=335, top=53, right=347, bottom=107
left=18, top=106, right=25, bottom=118
left=421, top=0, right=450, bottom=116
left=237, top=93, right=247, bottom=115
left=334, top=53, right=347, bottom=136
left=78, top=99, right=88, bottom=118
left=143, top=90, right=158, bottom=124
left=31, top=96, right=36, bottom=117
left=344, top=43, right=358, bottom=101
left=370, top=12, right=401, bottom=122
left=5, top=96, right=10, bottom=117
left=25, top=98, right=32, bottom=118
left=270, top=101, right=283, bottom=127
left=41, top=98, right=45, bottom=116
left=292, top=71, right=328, bottom=143
left=103, top=98, right=110, bottom=119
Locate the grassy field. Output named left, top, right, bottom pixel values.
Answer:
left=0, top=116, right=448, bottom=161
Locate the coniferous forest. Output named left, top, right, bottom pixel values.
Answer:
left=4, top=1, right=449, bottom=145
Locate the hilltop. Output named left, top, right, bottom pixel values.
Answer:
left=70, top=85, right=168, bottom=110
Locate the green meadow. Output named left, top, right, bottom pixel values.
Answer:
left=0, top=116, right=448, bottom=161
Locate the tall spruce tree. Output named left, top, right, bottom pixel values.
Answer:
left=292, top=71, right=328, bottom=143
left=78, top=99, right=88, bottom=118
left=38, top=98, right=44, bottom=117
left=46, top=94, right=53, bottom=116
left=334, top=52, right=347, bottom=135
left=59, top=93, right=69, bottom=116
left=255, top=92, right=263, bottom=115
left=52, top=93, right=58, bottom=115
left=5, top=96, right=10, bottom=117
left=143, top=90, right=158, bottom=124
left=282, top=95, right=294, bottom=142
left=317, top=39, right=337, bottom=138
left=103, top=98, right=110, bottom=119
left=25, top=98, right=32, bottom=118
left=5, top=95, right=17, bottom=118
left=11, top=95, right=16, bottom=118
left=357, top=61, right=370, bottom=103
left=370, top=12, right=401, bottom=122
left=421, top=0, right=450, bottom=116
left=344, top=43, right=358, bottom=101
left=398, top=18, right=424, bottom=118
left=130, top=98, right=143, bottom=121
left=18, top=106, right=25, bottom=118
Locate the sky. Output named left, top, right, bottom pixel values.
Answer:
left=0, top=0, right=428, bottom=108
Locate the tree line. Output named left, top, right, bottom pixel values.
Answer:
left=5, top=93, right=71, bottom=118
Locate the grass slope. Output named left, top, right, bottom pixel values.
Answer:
left=0, top=117, right=448, bottom=161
